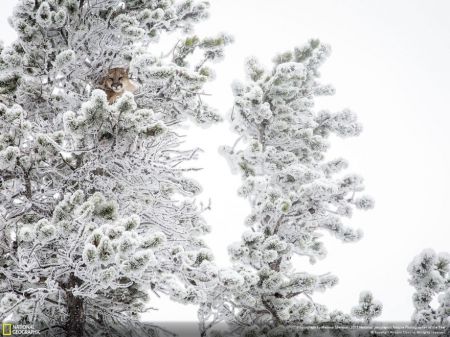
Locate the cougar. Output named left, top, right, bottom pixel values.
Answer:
left=100, top=67, right=137, bottom=104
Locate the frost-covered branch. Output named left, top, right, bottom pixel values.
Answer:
left=408, top=249, right=450, bottom=325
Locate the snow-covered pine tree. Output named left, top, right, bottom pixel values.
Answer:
left=408, top=249, right=450, bottom=325
left=0, top=0, right=230, bottom=335
left=2, top=190, right=166, bottom=336
left=199, top=40, right=374, bottom=336
left=351, top=291, right=382, bottom=324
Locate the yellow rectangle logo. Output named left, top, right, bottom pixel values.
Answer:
left=2, top=323, right=12, bottom=336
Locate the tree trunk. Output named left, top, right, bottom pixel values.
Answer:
left=64, top=274, right=85, bottom=337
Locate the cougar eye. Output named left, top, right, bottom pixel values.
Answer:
left=118, top=77, right=123, bottom=81
left=108, top=77, right=114, bottom=81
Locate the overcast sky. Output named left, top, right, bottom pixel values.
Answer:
left=1, top=0, right=450, bottom=324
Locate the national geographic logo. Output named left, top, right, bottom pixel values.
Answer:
left=2, top=323, right=40, bottom=335
left=2, top=324, right=11, bottom=336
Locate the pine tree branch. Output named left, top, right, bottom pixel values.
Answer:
left=261, top=296, right=283, bottom=325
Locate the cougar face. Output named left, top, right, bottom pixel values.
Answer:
left=104, top=68, right=128, bottom=93
left=101, top=67, right=137, bottom=104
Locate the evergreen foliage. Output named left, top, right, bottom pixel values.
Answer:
left=408, top=249, right=450, bottom=325
left=200, top=40, right=374, bottom=336
left=351, top=291, right=382, bottom=324
left=0, top=0, right=230, bottom=335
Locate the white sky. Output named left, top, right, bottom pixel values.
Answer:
left=1, top=0, right=450, bottom=324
